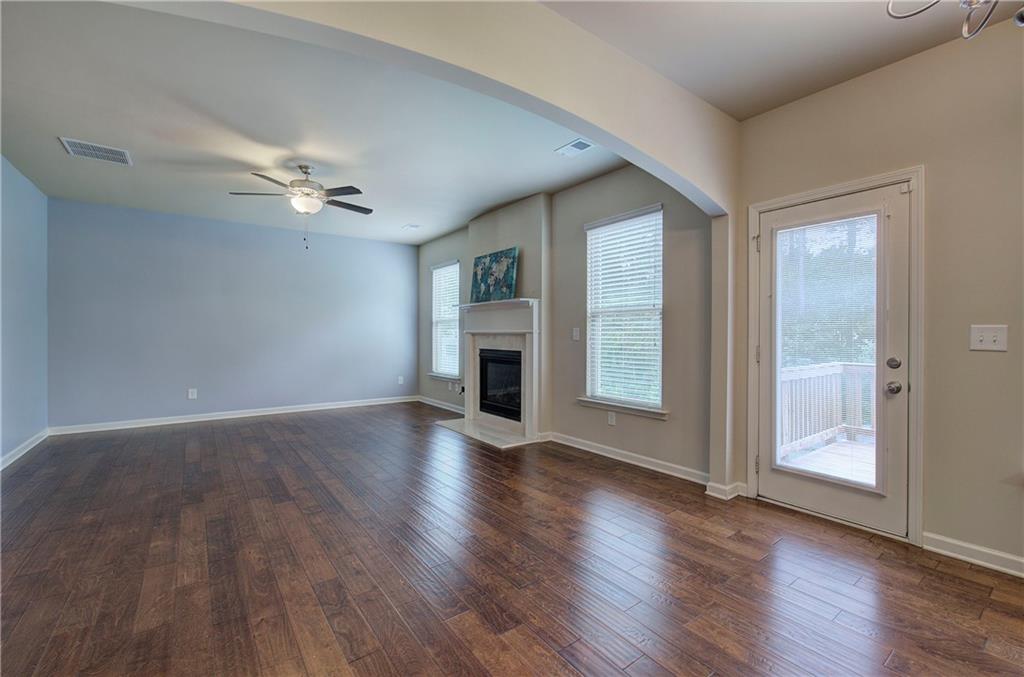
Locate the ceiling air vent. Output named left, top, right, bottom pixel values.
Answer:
left=555, top=138, right=594, bottom=158
left=59, top=137, right=132, bottom=166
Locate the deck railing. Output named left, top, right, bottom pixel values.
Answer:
left=779, top=362, right=875, bottom=455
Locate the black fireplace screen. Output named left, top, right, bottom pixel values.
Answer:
left=479, top=349, right=522, bottom=422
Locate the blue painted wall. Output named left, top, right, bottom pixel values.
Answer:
left=48, top=199, right=418, bottom=426
left=2, top=157, right=49, bottom=459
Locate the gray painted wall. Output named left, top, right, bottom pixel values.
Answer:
left=2, top=156, right=48, bottom=458
left=48, top=199, right=418, bottom=426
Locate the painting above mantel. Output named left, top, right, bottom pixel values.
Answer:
left=470, top=246, right=519, bottom=303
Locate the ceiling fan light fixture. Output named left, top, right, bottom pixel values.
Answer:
left=231, top=167, right=370, bottom=219
left=290, top=195, right=324, bottom=215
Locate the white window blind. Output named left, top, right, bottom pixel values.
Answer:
left=586, top=206, right=663, bottom=408
left=432, top=261, right=460, bottom=376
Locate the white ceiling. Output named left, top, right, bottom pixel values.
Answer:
left=1, top=2, right=624, bottom=244
left=546, top=1, right=1020, bottom=120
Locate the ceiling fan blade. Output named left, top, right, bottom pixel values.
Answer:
left=326, top=200, right=373, bottom=215
left=229, top=192, right=285, bottom=196
left=324, top=185, right=362, bottom=197
left=251, top=172, right=289, bottom=188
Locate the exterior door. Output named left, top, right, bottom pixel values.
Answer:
left=757, top=184, right=910, bottom=536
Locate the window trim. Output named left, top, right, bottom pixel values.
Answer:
left=576, top=396, right=669, bottom=420
left=431, top=259, right=461, bottom=378
left=584, top=203, right=665, bottom=411
left=428, top=372, right=460, bottom=382
left=583, top=202, right=663, bottom=231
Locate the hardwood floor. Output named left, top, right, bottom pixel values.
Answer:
left=2, top=402, right=1021, bottom=676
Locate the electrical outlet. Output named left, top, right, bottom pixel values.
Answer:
left=970, top=324, right=1008, bottom=352
left=607, top=411, right=616, bottom=426
left=572, top=327, right=581, bottom=341
left=398, top=376, right=405, bottom=385
left=447, top=381, right=453, bottom=391
left=187, top=388, right=198, bottom=400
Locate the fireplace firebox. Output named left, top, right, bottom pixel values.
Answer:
left=478, top=349, right=522, bottom=422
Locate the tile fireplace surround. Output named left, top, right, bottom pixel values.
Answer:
left=437, top=298, right=540, bottom=449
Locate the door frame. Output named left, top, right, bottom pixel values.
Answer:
left=746, top=167, right=925, bottom=545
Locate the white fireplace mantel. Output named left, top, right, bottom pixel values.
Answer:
left=436, top=298, right=541, bottom=449
left=460, top=298, right=538, bottom=311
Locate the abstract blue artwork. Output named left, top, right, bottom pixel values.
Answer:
left=470, top=246, right=519, bottom=302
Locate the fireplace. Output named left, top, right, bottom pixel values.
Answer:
left=478, top=349, right=522, bottom=422
left=436, top=298, right=539, bottom=448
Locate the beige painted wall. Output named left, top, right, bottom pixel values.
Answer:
left=737, top=21, right=1023, bottom=556
left=466, top=194, right=549, bottom=300
left=550, top=165, right=712, bottom=472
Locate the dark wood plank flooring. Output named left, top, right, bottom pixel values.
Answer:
left=2, top=402, right=1021, bottom=676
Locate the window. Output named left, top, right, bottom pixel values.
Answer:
left=431, top=261, right=460, bottom=376
left=586, top=205, right=663, bottom=408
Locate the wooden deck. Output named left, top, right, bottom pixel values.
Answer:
left=1, top=402, right=1021, bottom=675
left=780, top=440, right=876, bottom=486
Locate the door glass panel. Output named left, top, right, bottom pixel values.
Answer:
left=775, top=215, right=877, bottom=487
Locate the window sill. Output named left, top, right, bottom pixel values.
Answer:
left=576, top=396, right=669, bottom=421
left=428, top=372, right=461, bottom=382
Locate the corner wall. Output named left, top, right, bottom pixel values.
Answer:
left=417, top=194, right=553, bottom=414
left=1, top=156, right=48, bottom=462
left=737, top=21, right=1023, bottom=559
left=418, top=227, right=469, bottom=409
left=418, top=166, right=712, bottom=476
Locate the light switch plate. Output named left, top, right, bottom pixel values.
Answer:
left=572, top=327, right=581, bottom=341
left=607, top=411, right=616, bottom=426
left=970, top=325, right=1008, bottom=352
left=398, top=376, right=404, bottom=385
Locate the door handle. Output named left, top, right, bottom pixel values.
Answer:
left=886, top=381, right=902, bottom=395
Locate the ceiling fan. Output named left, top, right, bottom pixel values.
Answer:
left=229, top=164, right=372, bottom=216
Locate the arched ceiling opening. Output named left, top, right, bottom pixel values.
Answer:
left=138, top=1, right=740, bottom=218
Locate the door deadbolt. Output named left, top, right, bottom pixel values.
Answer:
left=886, top=357, right=902, bottom=369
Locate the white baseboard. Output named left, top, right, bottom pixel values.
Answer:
left=923, top=532, right=1024, bottom=579
left=705, top=481, right=748, bottom=501
left=548, top=432, right=709, bottom=486
left=47, top=396, right=421, bottom=435
left=1, top=428, right=49, bottom=471
left=417, top=396, right=465, bottom=414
